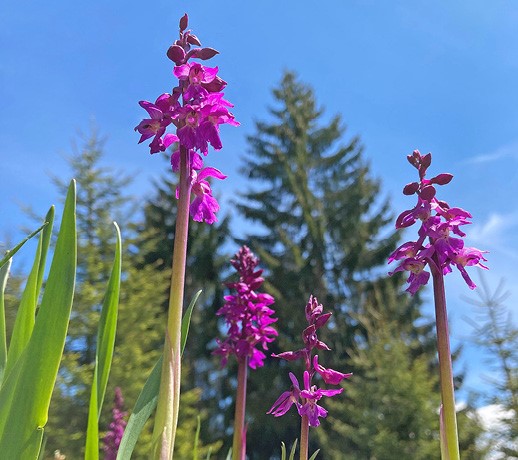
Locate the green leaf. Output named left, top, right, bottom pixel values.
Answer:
left=0, top=180, right=76, bottom=458
left=280, top=441, right=287, bottom=460
left=4, top=206, right=54, bottom=379
left=181, top=289, right=202, bottom=355
left=193, top=415, right=201, bottom=460
left=85, top=223, right=122, bottom=460
left=289, top=439, right=298, bottom=460
left=116, top=289, right=201, bottom=459
left=0, top=221, right=49, bottom=269
left=309, top=449, right=320, bottom=460
left=116, top=355, right=163, bottom=460
left=0, top=259, right=12, bottom=383
left=35, top=207, right=55, bottom=295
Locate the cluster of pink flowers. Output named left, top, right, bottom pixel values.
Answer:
left=214, top=246, right=278, bottom=369
left=135, top=14, right=238, bottom=224
left=102, top=387, right=127, bottom=460
left=268, top=296, right=351, bottom=427
left=388, top=150, right=488, bottom=294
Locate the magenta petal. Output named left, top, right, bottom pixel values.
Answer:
left=163, top=133, right=179, bottom=148
left=173, top=64, right=190, bottom=79
left=139, top=101, right=163, bottom=119
left=197, top=166, right=227, bottom=181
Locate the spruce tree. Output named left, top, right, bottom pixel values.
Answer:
left=45, top=130, right=134, bottom=456
left=465, top=277, right=518, bottom=458
left=236, top=72, right=462, bottom=458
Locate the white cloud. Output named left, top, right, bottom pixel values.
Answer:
left=476, top=404, right=517, bottom=459
left=467, top=142, right=518, bottom=165
left=470, top=212, right=518, bottom=260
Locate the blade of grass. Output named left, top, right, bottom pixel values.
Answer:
left=193, top=415, right=201, bottom=460
left=309, top=449, right=320, bottom=460
left=181, top=289, right=201, bottom=355
left=281, top=441, right=287, bottom=460
left=0, top=180, right=76, bottom=458
left=0, top=221, right=48, bottom=269
left=288, top=439, right=298, bottom=460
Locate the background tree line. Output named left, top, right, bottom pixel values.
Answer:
left=3, top=72, right=515, bottom=459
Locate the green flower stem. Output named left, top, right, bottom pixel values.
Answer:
left=299, top=415, right=309, bottom=460
left=153, top=146, right=192, bottom=460
left=232, top=357, right=248, bottom=460
left=431, top=255, right=460, bottom=460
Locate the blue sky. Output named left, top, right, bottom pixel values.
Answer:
left=1, top=1, right=518, bottom=401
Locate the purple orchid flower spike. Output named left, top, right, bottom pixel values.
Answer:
left=214, top=245, right=277, bottom=368
left=388, top=150, right=489, bottom=460
left=135, top=12, right=238, bottom=226
left=103, top=387, right=127, bottom=460
left=268, top=295, right=351, bottom=459
left=388, top=150, right=488, bottom=294
left=215, top=246, right=277, bottom=460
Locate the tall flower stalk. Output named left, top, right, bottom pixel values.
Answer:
left=135, top=14, right=237, bottom=459
left=214, top=246, right=278, bottom=460
left=268, top=296, right=351, bottom=460
left=388, top=150, right=488, bottom=459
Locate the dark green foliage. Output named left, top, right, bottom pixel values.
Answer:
left=236, top=72, right=484, bottom=458
left=465, top=277, right=518, bottom=458
left=237, top=72, right=411, bottom=457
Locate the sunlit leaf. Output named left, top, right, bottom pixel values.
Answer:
left=0, top=180, right=76, bottom=458
left=0, top=221, right=48, bottom=269
left=4, top=206, right=54, bottom=379
left=0, top=259, right=12, bottom=383
left=85, top=223, right=122, bottom=460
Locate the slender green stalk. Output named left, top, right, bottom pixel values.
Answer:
left=299, top=415, right=309, bottom=460
left=232, top=357, right=248, bottom=460
left=431, top=256, right=459, bottom=460
left=153, top=146, right=192, bottom=459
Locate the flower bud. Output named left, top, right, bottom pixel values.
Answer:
left=403, top=182, right=419, bottom=195
left=179, top=14, right=189, bottom=32
left=167, top=45, right=186, bottom=64
left=431, top=173, right=453, bottom=185
left=187, top=34, right=201, bottom=46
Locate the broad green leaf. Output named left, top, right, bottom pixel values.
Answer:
left=86, top=364, right=100, bottom=460
left=4, top=206, right=54, bottom=379
left=85, top=223, right=122, bottom=460
left=0, top=259, right=12, bottom=383
left=0, top=221, right=48, bottom=269
left=181, top=289, right=202, bottom=355
left=116, top=355, right=163, bottom=460
left=0, top=180, right=76, bottom=458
